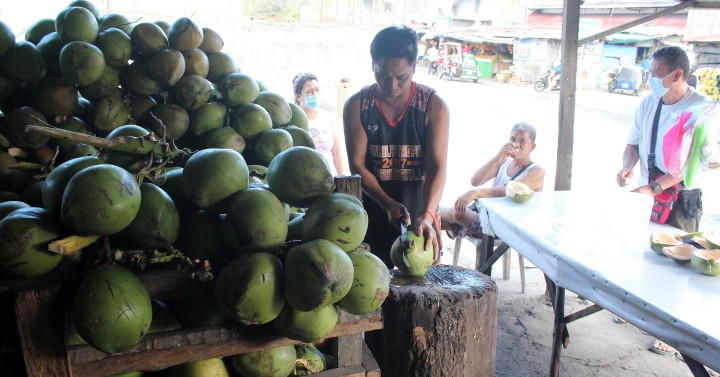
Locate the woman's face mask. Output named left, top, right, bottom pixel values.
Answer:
left=647, top=70, right=677, bottom=98
left=303, top=95, right=319, bottom=109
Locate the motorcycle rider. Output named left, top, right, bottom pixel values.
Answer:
left=547, top=62, right=561, bottom=91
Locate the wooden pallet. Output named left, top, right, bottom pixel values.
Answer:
left=14, top=268, right=382, bottom=376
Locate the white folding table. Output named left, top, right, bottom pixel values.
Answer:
left=476, top=190, right=719, bottom=377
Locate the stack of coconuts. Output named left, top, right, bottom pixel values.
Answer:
left=0, top=1, right=391, bottom=375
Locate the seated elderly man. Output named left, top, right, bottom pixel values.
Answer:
left=441, top=122, right=545, bottom=239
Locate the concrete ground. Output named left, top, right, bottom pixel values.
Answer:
left=438, top=235, right=719, bottom=377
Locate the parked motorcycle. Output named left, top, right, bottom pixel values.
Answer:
left=534, top=69, right=561, bottom=92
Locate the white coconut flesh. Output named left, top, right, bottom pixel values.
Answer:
left=651, top=232, right=682, bottom=246
left=694, top=249, right=720, bottom=263
left=662, top=244, right=696, bottom=263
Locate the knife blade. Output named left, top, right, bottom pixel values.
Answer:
left=399, top=218, right=408, bottom=235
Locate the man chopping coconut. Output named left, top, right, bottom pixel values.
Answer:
left=343, top=25, right=450, bottom=268
left=616, top=46, right=716, bottom=356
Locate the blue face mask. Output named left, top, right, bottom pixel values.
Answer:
left=647, top=71, right=676, bottom=98
left=303, top=95, right=319, bottom=109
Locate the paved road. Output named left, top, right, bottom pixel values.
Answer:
left=413, top=71, right=719, bottom=230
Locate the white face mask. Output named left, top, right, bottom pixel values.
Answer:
left=647, top=71, right=677, bottom=98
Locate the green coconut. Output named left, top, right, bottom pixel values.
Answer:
left=302, top=193, right=368, bottom=252
left=182, top=148, right=249, bottom=211
left=337, top=250, right=390, bottom=314
left=198, top=28, right=224, bottom=54
left=78, top=65, right=120, bottom=101
left=0, top=207, right=64, bottom=278
left=116, top=183, right=180, bottom=249
left=284, top=125, right=315, bottom=149
left=19, top=181, right=45, bottom=208
left=101, top=125, right=151, bottom=173
left=168, top=17, right=203, bottom=52
left=221, top=187, right=288, bottom=254
left=167, top=358, right=229, bottom=377
left=293, top=344, right=327, bottom=376
left=3, top=106, right=50, bottom=150
left=505, top=181, right=534, bottom=203
left=1, top=41, right=47, bottom=85
left=254, top=91, right=292, bottom=127
left=129, top=95, right=158, bottom=126
left=57, top=6, right=98, bottom=44
left=206, top=52, right=239, bottom=83
left=61, top=164, right=142, bottom=236
left=218, top=73, right=259, bottom=107
left=231, top=102, right=273, bottom=141
left=215, top=253, right=285, bottom=325
left=156, top=168, right=198, bottom=216
left=287, top=102, right=309, bottom=131
left=120, top=59, right=163, bottom=96
left=182, top=48, right=209, bottom=78
left=98, top=13, right=134, bottom=36
left=24, top=19, right=56, bottom=46
left=130, top=22, right=168, bottom=56
left=72, top=264, right=152, bottom=354
left=33, top=77, right=78, bottom=119
left=95, top=28, right=132, bottom=68
left=59, top=41, right=105, bottom=86
left=148, top=48, right=185, bottom=87
left=390, top=230, right=434, bottom=277
left=691, top=249, right=720, bottom=276
left=37, top=32, right=63, bottom=76
left=283, top=239, right=354, bottom=311
left=86, top=92, right=131, bottom=135
left=190, top=102, right=228, bottom=137
left=254, top=128, right=294, bottom=166
left=0, top=201, right=30, bottom=221
left=0, top=20, right=14, bottom=56
left=173, top=74, right=213, bottom=111
left=147, top=103, right=190, bottom=141
left=50, top=117, right=93, bottom=152
left=273, top=304, right=338, bottom=343
left=231, top=345, right=296, bottom=377
left=649, top=231, right=683, bottom=255
left=203, top=127, right=245, bottom=153
left=266, top=146, right=335, bottom=208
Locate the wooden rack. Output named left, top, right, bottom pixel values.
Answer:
left=14, top=268, right=382, bottom=376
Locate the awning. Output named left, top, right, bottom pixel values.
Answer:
left=422, top=31, right=515, bottom=45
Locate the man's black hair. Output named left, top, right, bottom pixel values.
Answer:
left=652, top=46, right=690, bottom=79
left=370, top=25, right=418, bottom=65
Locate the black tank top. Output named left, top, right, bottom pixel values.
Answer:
left=359, top=82, right=436, bottom=218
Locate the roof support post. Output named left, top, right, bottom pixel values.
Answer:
left=555, top=0, right=581, bottom=191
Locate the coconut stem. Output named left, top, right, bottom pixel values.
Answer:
left=48, top=235, right=101, bottom=255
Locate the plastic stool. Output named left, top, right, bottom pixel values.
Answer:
left=452, top=236, right=526, bottom=293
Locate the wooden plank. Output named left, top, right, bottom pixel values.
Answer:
left=15, top=286, right=72, bottom=377
left=334, top=311, right=363, bottom=368
left=362, top=340, right=381, bottom=377
left=555, top=0, right=581, bottom=191
left=69, top=312, right=382, bottom=376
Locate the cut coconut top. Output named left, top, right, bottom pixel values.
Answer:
left=704, top=232, right=720, bottom=249
left=662, top=244, right=696, bottom=263
left=650, top=231, right=682, bottom=246
left=506, top=181, right=533, bottom=195
left=693, top=249, right=720, bottom=261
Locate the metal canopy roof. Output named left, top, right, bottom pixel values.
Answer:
left=555, top=0, right=720, bottom=191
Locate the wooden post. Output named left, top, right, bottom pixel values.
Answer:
left=366, top=265, right=498, bottom=377
left=334, top=174, right=362, bottom=199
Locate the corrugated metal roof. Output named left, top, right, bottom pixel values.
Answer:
left=525, top=10, right=686, bottom=39
left=528, top=0, right=680, bottom=10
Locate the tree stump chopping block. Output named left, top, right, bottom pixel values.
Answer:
left=366, top=265, right=497, bottom=377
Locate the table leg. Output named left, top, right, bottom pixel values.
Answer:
left=680, top=353, right=712, bottom=377
left=550, top=287, right=565, bottom=377
left=478, top=234, right=495, bottom=275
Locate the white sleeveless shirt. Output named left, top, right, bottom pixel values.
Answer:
left=492, top=158, right=537, bottom=187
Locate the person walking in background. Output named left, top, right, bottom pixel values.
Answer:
left=426, top=43, right=439, bottom=75
left=615, top=45, right=715, bottom=357
left=343, top=25, right=450, bottom=267
left=292, top=72, right=349, bottom=176
left=441, top=123, right=544, bottom=239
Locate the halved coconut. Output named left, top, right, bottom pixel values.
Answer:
left=649, top=231, right=682, bottom=255
left=505, top=181, right=534, bottom=203
left=704, top=232, right=720, bottom=249
left=661, top=244, right=696, bottom=263
left=691, top=249, right=720, bottom=276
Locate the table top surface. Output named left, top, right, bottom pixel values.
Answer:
left=477, top=190, right=720, bottom=369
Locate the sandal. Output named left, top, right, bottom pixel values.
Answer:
left=613, top=316, right=627, bottom=324
left=649, top=339, right=676, bottom=356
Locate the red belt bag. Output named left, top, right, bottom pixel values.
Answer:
left=650, top=173, right=678, bottom=224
